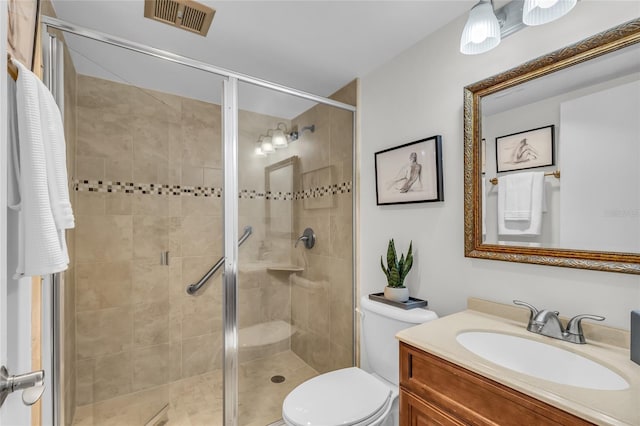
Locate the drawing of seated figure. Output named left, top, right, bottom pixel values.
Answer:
left=388, top=152, right=422, bottom=193
left=512, top=138, right=538, bottom=163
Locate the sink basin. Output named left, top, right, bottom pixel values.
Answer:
left=456, top=331, right=629, bottom=390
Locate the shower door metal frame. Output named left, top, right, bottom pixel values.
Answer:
left=40, top=15, right=357, bottom=426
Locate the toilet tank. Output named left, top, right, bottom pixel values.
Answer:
left=360, top=296, right=437, bottom=386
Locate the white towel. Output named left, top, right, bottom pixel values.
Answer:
left=9, top=59, right=73, bottom=278
left=504, top=173, right=533, bottom=221
left=498, top=172, right=545, bottom=236
left=38, top=81, right=75, bottom=231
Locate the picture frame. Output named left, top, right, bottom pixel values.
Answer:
left=375, top=135, right=444, bottom=205
left=496, top=125, right=555, bottom=173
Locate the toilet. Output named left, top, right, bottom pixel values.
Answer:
left=282, top=295, right=438, bottom=426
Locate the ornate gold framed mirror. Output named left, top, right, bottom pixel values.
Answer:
left=464, top=18, right=640, bottom=274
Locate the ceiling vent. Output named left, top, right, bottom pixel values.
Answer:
left=144, top=0, right=215, bottom=36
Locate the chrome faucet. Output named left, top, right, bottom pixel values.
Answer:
left=513, top=300, right=605, bottom=344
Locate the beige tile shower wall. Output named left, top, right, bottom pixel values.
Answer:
left=290, top=81, right=356, bottom=373
left=73, top=76, right=293, bottom=406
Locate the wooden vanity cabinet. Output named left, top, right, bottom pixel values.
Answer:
left=399, top=342, right=594, bottom=426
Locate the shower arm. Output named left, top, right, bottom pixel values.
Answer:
left=186, top=226, right=252, bottom=295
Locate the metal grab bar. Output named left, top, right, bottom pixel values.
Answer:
left=186, top=226, right=252, bottom=295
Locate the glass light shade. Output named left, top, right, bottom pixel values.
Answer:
left=460, top=1, right=501, bottom=55
left=255, top=144, right=266, bottom=157
left=261, top=136, right=275, bottom=154
left=523, top=0, right=576, bottom=26
left=272, top=129, right=288, bottom=148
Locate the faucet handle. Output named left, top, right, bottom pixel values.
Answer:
left=513, top=300, right=539, bottom=320
left=565, top=314, right=605, bottom=339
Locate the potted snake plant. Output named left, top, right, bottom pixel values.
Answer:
left=380, top=239, right=413, bottom=302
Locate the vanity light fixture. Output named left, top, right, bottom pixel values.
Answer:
left=254, top=140, right=267, bottom=157
left=261, top=135, right=275, bottom=154
left=460, top=0, right=578, bottom=55
left=254, top=123, right=315, bottom=156
left=522, top=0, right=577, bottom=26
left=271, top=123, right=289, bottom=149
left=460, top=0, right=501, bottom=55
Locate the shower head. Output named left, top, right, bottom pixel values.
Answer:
left=289, top=124, right=315, bottom=142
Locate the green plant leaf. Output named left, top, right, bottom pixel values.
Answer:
left=403, top=241, right=413, bottom=276
left=387, top=239, right=397, bottom=271
left=389, top=264, right=400, bottom=287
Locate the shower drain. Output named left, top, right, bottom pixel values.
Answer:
left=271, top=375, right=286, bottom=383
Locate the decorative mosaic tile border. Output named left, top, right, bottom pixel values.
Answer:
left=74, top=179, right=352, bottom=200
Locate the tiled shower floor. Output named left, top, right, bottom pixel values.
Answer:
left=72, top=351, right=318, bottom=426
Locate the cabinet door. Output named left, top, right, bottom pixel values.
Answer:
left=400, top=390, right=465, bottom=426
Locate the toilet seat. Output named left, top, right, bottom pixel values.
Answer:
left=282, top=367, right=394, bottom=426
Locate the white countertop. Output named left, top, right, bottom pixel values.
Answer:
left=396, top=310, right=640, bottom=426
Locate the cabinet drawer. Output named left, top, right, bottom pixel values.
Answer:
left=401, top=389, right=466, bottom=426
left=400, top=342, right=593, bottom=425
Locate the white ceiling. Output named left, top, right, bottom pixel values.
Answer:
left=49, top=0, right=474, bottom=118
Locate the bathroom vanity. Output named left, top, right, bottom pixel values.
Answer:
left=399, top=343, right=591, bottom=425
left=397, top=300, right=639, bottom=425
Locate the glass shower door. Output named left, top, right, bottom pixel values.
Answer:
left=235, top=81, right=356, bottom=425
left=51, top=30, right=228, bottom=426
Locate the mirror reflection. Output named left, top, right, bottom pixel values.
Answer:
left=480, top=42, right=640, bottom=254
left=464, top=19, right=640, bottom=273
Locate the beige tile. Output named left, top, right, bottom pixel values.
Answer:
left=169, top=343, right=182, bottom=382
left=180, top=215, right=220, bottom=257
left=133, top=301, right=169, bottom=348
left=181, top=196, right=222, bottom=217
left=133, top=215, right=169, bottom=259
left=77, top=76, right=131, bottom=111
left=203, top=168, right=222, bottom=187
left=330, top=342, right=353, bottom=371
left=330, top=214, right=353, bottom=260
left=182, top=333, right=222, bottom=377
left=182, top=166, right=204, bottom=187
left=132, top=194, right=169, bottom=216
left=75, top=215, right=133, bottom=263
left=132, top=117, right=170, bottom=163
left=105, top=157, right=133, bottom=182
left=133, top=157, right=162, bottom=183
left=168, top=261, right=185, bottom=302
left=77, top=112, right=133, bottom=160
left=132, top=261, right=170, bottom=304
left=76, top=262, right=132, bottom=312
left=105, top=193, right=132, bottom=215
left=181, top=296, right=220, bottom=338
left=132, top=344, right=170, bottom=391
left=133, top=300, right=170, bottom=347
left=329, top=79, right=357, bottom=105
left=169, top=217, right=183, bottom=258
left=93, top=352, right=132, bottom=402
left=75, top=192, right=106, bottom=216
left=76, top=156, right=105, bottom=181
left=260, top=277, right=291, bottom=323
left=75, top=358, right=94, bottom=406
left=76, top=307, right=132, bottom=359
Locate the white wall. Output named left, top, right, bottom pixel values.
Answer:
left=560, top=80, right=640, bottom=253
left=359, top=0, right=640, bottom=342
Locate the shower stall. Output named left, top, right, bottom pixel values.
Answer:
left=41, top=16, right=356, bottom=426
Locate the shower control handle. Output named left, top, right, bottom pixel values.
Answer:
left=0, top=366, right=45, bottom=408
left=295, top=228, right=316, bottom=249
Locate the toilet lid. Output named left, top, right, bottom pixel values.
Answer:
left=282, top=367, right=393, bottom=426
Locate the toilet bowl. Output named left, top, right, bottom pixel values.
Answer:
left=282, top=296, right=438, bottom=426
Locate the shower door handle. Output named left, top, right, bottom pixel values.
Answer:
left=0, top=366, right=45, bottom=407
